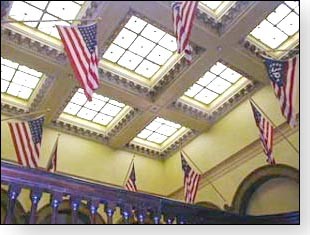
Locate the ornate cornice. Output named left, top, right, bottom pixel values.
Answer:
left=218, top=1, right=254, bottom=35
left=1, top=102, right=28, bottom=116
left=125, top=129, right=199, bottom=159
left=29, top=76, right=57, bottom=112
left=171, top=81, right=260, bottom=125
left=80, top=1, right=102, bottom=23
left=240, top=38, right=300, bottom=60
left=1, top=27, right=67, bottom=65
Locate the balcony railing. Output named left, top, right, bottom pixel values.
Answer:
left=1, top=160, right=299, bottom=224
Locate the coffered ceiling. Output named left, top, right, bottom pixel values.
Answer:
left=1, top=1, right=299, bottom=159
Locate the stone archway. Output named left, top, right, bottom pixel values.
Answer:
left=231, top=164, right=299, bottom=215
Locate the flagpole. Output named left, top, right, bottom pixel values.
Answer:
left=1, top=17, right=102, bottom=24
left=249, top=98, right=299, bottom=154
left=122, top=154, right=135, bottom=187
left=1, top=108, right=50, bottom=122
left=46, top=133, right=60, bottom=171
left=181, top=150, right=228, bottom=204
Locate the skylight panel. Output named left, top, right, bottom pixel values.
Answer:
left=135, top=117, right=183, bottom=144
left=63, top=89, right=128, bottom=126
left=102, top=15, right=177, bottom=79
left=1, top=57, right=43, bottom=100
left=200, top=1, right=223, bottom=10
left=9, top=1, right=84, bottom=39
left=183, top=62, right=244, bottom=105
left=249, top=1, right=299, bottom=49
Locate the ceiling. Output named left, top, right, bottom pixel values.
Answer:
left=1, top=1, right=299, bottom=159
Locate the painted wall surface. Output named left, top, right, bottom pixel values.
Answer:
left=246, top=177, right=299, bottom=215
left=1, top=117, right=166, bottom=196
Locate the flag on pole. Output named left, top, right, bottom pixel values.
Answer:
left=1, top=1, right=13, bottom=21
left=125, top=163, right=137, bottom=192
left=263, top=56, right=299, bottom=128
left=57, top=23, right=100, bottom=101
left=46, top=135, right=59, bottom=172
left=171, top=1, right=198, bottom=63
left=181, top=152, right=200, bottom=203
left=8, top=116, right=44, bottom=168
left=250, top=101, right=276, bottom=165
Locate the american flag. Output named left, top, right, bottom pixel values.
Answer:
left=181, top=152, right=200, bottom=203
left=250, top=101, right=275, bottom=165
left=8, top=116, right=44, bottom=168
left=46, top=136, right=59, bottom=172
left=1, top=1, right=13, bottom=21
left=57, top=23, right=100, bottom=101
left=263, top=56, right=299, bottom=128
left=125, top=163, right=137, bottom=192
left=171, top=1, right=198, bottom=63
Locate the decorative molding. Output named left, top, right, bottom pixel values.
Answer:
left=1, top=102, right=28, bottom=117
left=80, top=1, right=102, bottom=24
left=168, top=120, right=299, bottom=200
left=240, top=38, right=300, bottom=60
left=124, top=129, right=199, bottom=159
left=1, top=27, right=67, bottom=65
left=29, top=76, right=57, bottom=112
left=218, top=1, right=254, bottom=35
left=230, top=164, right=299, bottom=215
left=170, top=81, right=260, bottom=124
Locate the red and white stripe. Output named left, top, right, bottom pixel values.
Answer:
left=8, top=122, right=40, bottom=168
left=125, top=178, right=137, bottom=192
left=47, top=137, right=59, bottom=172
left=172, top=1, right=198, bottom=63
left=271, top=56, right=299, bottom=128
left=184, top=169, right=200, bottom=204
left=57, top=25, right=99, bottom=101
left=258, top=115, right=275, bottom=165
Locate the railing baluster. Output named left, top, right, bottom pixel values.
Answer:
left=164, top=214, right=175, bottom=224
left=120, top=204, right=132, bottom=224
left=5, top=185, right=21, bottom=224
left=70, top=197, right=80, bottom=224
left=87, top=200, right=99, bottom=224
left=137, top=208, right=147, bottom=224
left=104, top=202, right=116, bottom=224
left=50, top=193, right=62, bottom=224
left=29, top=190, right=42, bottom=224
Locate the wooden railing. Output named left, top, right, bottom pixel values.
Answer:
left=1, top=160, right=299, bottom=224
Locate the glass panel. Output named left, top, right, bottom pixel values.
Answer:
left=141, top=24, right=165, bottom=43
left=93, top=113, right=113, bottom=125
left=145, top=121, right=162, bottom=131
left=26, top=1, right=48, bottom=10
left=200, top=1, right=223, bottom=10
left=220, top=67, right=242, bottom=83
left=156, top=125, right=177, bottom=137
left=71, top=91, right=88, bottom=105
left=76, top=107, right=97, bottom=120
left=285, top=1, right=299, bottom=10
left=197, top=72, right=216, bottom=86
left=46, top=1, right=81, bottom=19
left=207, top=77, right=231, bottom=94
left=128, top=36, right=156, bottom=57
left=84, top=99, right=106, bottom=111
left=135, top=60, right=160, bottom=78
left=100, top=103, right=122, bottom=116
left=113, top=28, right=137, bottom=49
left=184, top=83, right=203, bottom=97
left=137, top=129, right=153, bottom=139
left=125, top=16, right=147, bottom=34
left=10, top=2, right=43, bottom=27
left=64, top=102, right=81, bottom=115
left=158, top=34, right=177, bottom=52
left=1, top=65, right=16, bottom=81
left=146, top=45, right=173, bottom=65
left=38, top=14, right=70, bottom=38
left=1, top=80, right=10, bottom=92
left=108, top=99, right=125, bottom=107
left=12, top=71, right=40, bottom=89
left=210, top=62, right=226, bottom=75
left=17, top=86, right=33, bottom=99
left=18, top=65, right=42, bottom=77
left=194, top=88, right=218, bottom=104
left=102, top=44, right=126, bottom=63
left=117, top=51, right=143, bottom=70
left=1, top=59, right=19, bottom=69
left=277, top=12, right=299, bottom=36
left=147, top=132, right=168, bottom=144
left=267, top=4, right=291, bottom=25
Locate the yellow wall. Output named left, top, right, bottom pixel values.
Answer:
left=246, top=177, right=299, bottom=215
left=1, top=85, right=299, bottom=216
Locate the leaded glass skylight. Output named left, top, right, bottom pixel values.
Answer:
left=102, top=15, right=177, bottom=79
left=63, top=89, right=127, bottom=126
left=249, top=1, right=299, bottom=49
left=9, top=1, right=84, bottom=39
left=1, top=57, right=43, bottom=100
left=136, top=117, right=182, bottom=144
left=183, top=62, right=243, bottom=105
left=200, top=1, right=224, bottom=11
